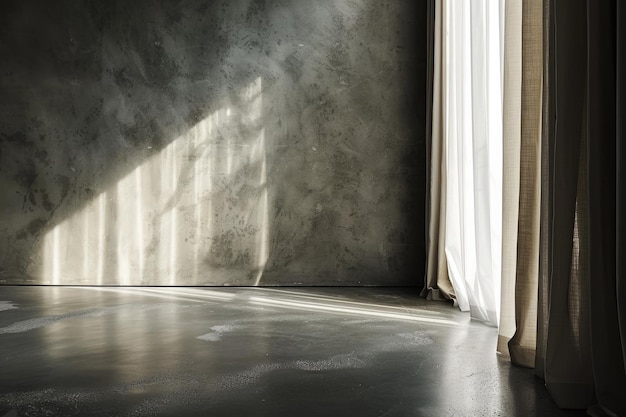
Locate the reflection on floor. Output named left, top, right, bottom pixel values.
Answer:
left=0, top=287, right=585, bottom=417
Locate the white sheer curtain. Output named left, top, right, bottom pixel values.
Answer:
left=442, top=0, right=505, bottom=326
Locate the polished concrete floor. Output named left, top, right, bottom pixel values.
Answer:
left=0, top=286, right=586, bottom=417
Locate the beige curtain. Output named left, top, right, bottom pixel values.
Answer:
left=422, top=0, right=455, bottom=303
left=534, top=0, right=552, bottom=382
left=498, top=0, right=522, bottom=358
left=498, top=0, right=542, bottom=367
left=509, top=0, right=543, bottom=367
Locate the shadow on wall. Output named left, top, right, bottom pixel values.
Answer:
left=0, top=0, right=427, bottom=285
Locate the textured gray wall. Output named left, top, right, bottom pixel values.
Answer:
left=0, top=0, right=426, bottom=285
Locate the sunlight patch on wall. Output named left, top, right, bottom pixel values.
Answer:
left=41, top=77, right=268, bottom=285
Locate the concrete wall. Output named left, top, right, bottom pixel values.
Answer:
left=0, top=0, right=427, bottom=285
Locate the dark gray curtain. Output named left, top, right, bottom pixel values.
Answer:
left=619, top=1, right=626, bottom=372
left=539, top=0, right=626, bottom=413
left=540, top=0, right=595, bottom=407
left=586, top=0, right=626, bottom=414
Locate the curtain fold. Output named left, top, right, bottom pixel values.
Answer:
left=423, top=0, right=455, bottom=303
left=441, top=0, right=504, bottom=326
left=543, top=0, right=595, bottom=408
left=586, top=0, right=626, bottom=414
left=508, top=0, right=542, bottom=368
left=535, top=0, right=554, bottom=381
left=499, top=0, right=523, bottom=356
left=618, top=0, right=626, bottom=370
left=498, top=0, right=543, bottom=367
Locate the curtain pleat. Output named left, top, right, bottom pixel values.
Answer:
left=586, top=1, right=626, bottom=414
left=543, top=0, right=595, bottom=407
left=507, top=0, right=542, bottom=368
left=442, top=0, right=504, bottom=325
left=499, top=0, right=523, bottom=356
left=535, top=0, right=554, bottom=381
left=422, top=0, right=455, bottom=303
left=616, top=0, right=626, bottom=371
left=498, top=0, right=543, bottom=368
